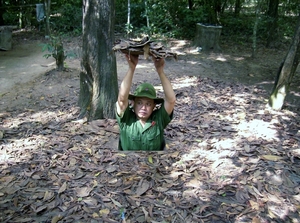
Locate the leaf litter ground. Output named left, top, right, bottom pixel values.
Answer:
left=0, top=37, right=300, bottom=223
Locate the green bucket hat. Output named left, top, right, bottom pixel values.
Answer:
left=128, top=83, right=164, bottom=104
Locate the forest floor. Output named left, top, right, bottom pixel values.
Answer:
left=0, top=30, right=300, bottom=223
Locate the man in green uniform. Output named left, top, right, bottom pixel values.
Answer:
left=116, top=54, right=176, bottom=151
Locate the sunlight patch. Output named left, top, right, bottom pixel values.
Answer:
left=3, top=110, right=62, bottom=128
left=136, top=64, right=148, bottom=68
left=170, top=40, right=189, bottom=51
left=0, top=151, right=10, bottom=163
left=0, top=137, right=44, bottom=164
left=234, top=57, right=245, bottom=61
left=172, top=76, right=198, bottom=90
left=236, top=119, right=279, bottom=141
left=215, top=56, right=227, bottom=62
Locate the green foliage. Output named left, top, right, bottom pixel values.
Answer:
left=54, top=0, right=82, bottom=8
left=1, top=0, right=299, bottom=44
left=174, top=7, right=208, bottom=39
left=115, top=0, right=128, bottom=32
left=130, top=2, right=148, bottom=28
left=221, top=14, right=256, bottom=40
left=278, top=16, right=299, bottom=39
left=41, top=36, right=64, bottom=60
left=2, top=11, right=18, bottom=25
left=1, top=0, right=82, bottom=35
left=125, top=23, right=133, bottom=34
left=221, top=13, right=299, bottom=44
left=114, top=0, right=299, bottom=43
left=50, top=4, right=82, bottom=35
left=41, top=35, right=75, bottom=70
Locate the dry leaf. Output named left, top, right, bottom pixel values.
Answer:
left=43, top=190, right=54, bottom=201
left=58, top=182, right=67, bottom=194
left=69, top=157, right=77, bottom=166
left=111, top=198, right=122, bottom=207
left=249, top=200, right=260, bottom=210
left=252, top=216, right=261, bottom=223
left=142, top=207, right=150, bottom=222
left=155, top=187, right=169, bottom=192
left=75, top=187, right=93, bottom=197
left=100, top=208, right=110, bottom=217
left=136, top=181, right=150, bottom=196
left=92, top=212, right=99, bottom=218
left=106, top=165, right=117, bottom=173
left=260, top=155, right=284, bottom=161
left=82, top=197, right=98, bottom=206
left=35, top=204, right=47, bottom=213
left=108, top=178, right=118, bottom=184
left=51, top=215, right=63, bottom=223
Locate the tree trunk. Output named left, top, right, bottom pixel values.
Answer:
left=214, top=0, right=221, bottom=14
left=268, top=16, right=300, bottom=110
left=79, top=0, right=118, bottom=121
left=209, top=0, right=219, bottom=24
left=44, top=0, right=51, bottom=37
left=188, top=0, right=193, bottom=10
left=144, top=0, right=149, bottom=28
left=266, top=0, right=279, bottom=48
left=127, top=0, right=130, bottom=25
left=0, top=0, right=4, bottom=26
left=221, top=0, right=228, bottom=13
left=234, top=0, right=241, bottom=17
left=55, top=40, right=65, bottom=71
left=252, top=0, right=261, bottom=58
left=126, top=0, right=132, bottom=35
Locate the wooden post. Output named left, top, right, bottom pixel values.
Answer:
left=0, top=26, right=17, bottom=50
left=194, top=23, right=222, bottom=52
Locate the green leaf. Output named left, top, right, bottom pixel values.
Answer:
left=148, top=155, right=153, bottom=164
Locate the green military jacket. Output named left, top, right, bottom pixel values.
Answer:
left=116, top=104, right=173, bottom=151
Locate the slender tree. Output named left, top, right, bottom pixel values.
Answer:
left=44, top=0, right=51, bottom=36
left=79, top=0, right=118, bottom=120
left=252, top=0, right=262, bottom=58
left=144, top=0, right=149, bottom=28
left=266, top=0, right=279, bottom=48
left=0, top=0, right=4, bottom=25
left=188, top=0, right=193, bottom=10
left=234, top=0, right=241, bottom=17
left=126, top=0, right=131, bottom=35
left=268, top=15, right=300, bottom=110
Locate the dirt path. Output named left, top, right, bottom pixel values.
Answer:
left=0, top=41, right=56, bottom=95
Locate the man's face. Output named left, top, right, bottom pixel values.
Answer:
left=133, top=97, right=155, bottom=121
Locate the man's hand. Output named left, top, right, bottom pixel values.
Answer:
left=153, top=57, right=165, bottom=75
left=126, top=54, right=139, bottom=70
